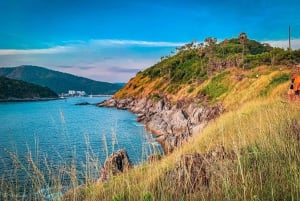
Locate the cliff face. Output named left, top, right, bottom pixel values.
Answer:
left=98, top=97, right=223, bottom=153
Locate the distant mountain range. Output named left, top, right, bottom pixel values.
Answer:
left=0, top=76, right=58, bottom=101
left=0, top=65, right=124, bottom=95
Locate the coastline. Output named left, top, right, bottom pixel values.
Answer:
left=98, top=97, right=224, bottom=154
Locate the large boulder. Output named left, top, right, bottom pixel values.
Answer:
left=104, top=149, right=132, bottom=176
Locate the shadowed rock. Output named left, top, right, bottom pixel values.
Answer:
left=104, top=149, right=132, bottom=176
left=75, top=102, right=90, bottom=105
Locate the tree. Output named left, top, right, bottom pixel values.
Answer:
left=239, top=32, right=247, bottom=69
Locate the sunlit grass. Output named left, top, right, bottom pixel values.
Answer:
left=64, top=67, right=300, bottom=200
left=70, top=97, right=300, bottom=201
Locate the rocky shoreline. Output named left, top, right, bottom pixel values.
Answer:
left=97, top=97, right=224, bottom=153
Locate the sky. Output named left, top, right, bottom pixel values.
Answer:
left=0, top=0, right=300, bottom=82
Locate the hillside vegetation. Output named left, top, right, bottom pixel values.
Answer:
left=115, top=34, right=300, bottom=105
left=0, top=76, right=58, bottom=100
left=65, top=68, right=300, bottom=200
left=0, top=65, right=123, bottom=94
left=62, top=34, right=300, bottom=201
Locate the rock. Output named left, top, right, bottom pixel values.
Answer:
left=136, top=113, right=146, bottom=122
left=104, top=149, right=132, bottom=176
left=97, top=98, right=117, bottom=107
left=100, top=97, right=224, bottom=154
left=75, top=102, right=90, bottom=105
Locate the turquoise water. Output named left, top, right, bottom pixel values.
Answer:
left=0, top=97, right=162, bottom=199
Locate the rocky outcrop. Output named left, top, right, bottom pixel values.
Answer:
left=98, top=97, right=224, bottom=153
left=103, top=149, right=132, bottom=176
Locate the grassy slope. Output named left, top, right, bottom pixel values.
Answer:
left=68, top=66, right=300, bottom=201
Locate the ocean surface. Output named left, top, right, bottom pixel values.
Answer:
left=0, top=97, right=162, bottom=199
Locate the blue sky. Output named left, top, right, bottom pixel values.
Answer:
left=0, top=0, right=300, bottom=82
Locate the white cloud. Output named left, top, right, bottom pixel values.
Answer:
left=262, top=39, right=300, bottom=50
left=0, top=39, right=185, bottom=56
left=0, top=46, right=74, bottom=55
left=89, top=39, right=185, bottom=47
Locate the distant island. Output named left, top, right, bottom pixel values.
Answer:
left=0, top=77, right=58, bottom=101
left=0, top=65, right=124, bottom=95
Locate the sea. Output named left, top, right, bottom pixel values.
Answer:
left=0, top=96, right=162, bottom=200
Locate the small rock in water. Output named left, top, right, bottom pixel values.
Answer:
left=75, top=102, right=90, bottom=105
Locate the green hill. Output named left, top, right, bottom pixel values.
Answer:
left=115, top=34, right=300, bottom=102
left=62, top=34, right=300, bottom=201
left=0, top=65, right=123, bottom=95
left=0, top=76, right=58, bottom=100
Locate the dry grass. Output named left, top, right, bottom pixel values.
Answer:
left=66, top=95, right=300, bottom=200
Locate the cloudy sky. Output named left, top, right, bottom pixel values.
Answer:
left=0, top=0, right=300, bottom=82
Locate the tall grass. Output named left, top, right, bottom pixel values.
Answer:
left=69, top=98, right=300, bottom=201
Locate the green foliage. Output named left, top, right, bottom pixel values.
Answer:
left=245, top=52, right=271, bottom=68
left=199, top=71, right=230, bottom=101
left=216, top=43, right=243, bottom=56
left=112, top=194, right=125, bottom=201
left=0, top=77, right=58, bottom=100
left=138, top=34, right=300, bottom=99
left=144, top=50, right=207, bottom=85
left=142, top=34, right=300, bottom=91
left=260, top=73, right=290, bottom=96
left=142, top=192, right=153, bottom=201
